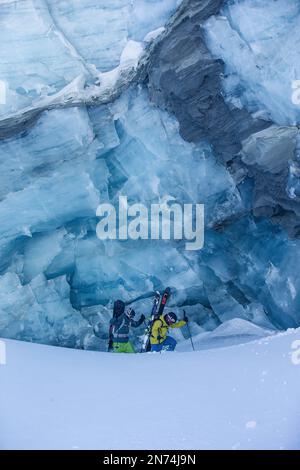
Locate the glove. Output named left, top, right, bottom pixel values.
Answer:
left=140, top=314, right=146, bottom=322
left=157, top=335, right=162, bottom=342
left=126, top=308, right=135, bottom=319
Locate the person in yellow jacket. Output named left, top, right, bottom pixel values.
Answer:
left=150, top=311, right=187, bottom=352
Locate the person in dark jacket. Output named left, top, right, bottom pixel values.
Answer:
left=109, top=300, right=145, bottom=353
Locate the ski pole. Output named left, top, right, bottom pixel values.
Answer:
left=183, top=311, right=195, bottom=351
left=140, top=319, right=149, bottom=353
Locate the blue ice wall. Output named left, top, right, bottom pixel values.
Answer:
left=1, top=0, right=300, bottom=349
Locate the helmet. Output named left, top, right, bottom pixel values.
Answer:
left=164, top=312, right=177, bottom=325
left=125, top=308, right=136, bottom=320
left=113, top=300, right=125, bottom=317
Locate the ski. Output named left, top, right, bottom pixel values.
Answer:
left=157, top=286, right=171, bottom=317
left=140, top=291, right=161, bottom=353
left=140, top=287, right=171, bottom=353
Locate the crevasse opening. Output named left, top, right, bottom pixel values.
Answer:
left=0, top=0, right=300, bottom=351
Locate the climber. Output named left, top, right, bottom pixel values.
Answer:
left=108, top=299, right=145, bottom=353
left=150, top=311, right=188, bottom=352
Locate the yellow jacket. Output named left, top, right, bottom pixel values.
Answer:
left=150, top=315, right=186, bottom=345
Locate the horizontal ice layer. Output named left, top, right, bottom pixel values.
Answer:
left=0, top=0, right=180, bottom=117
left=204, top=0, right=300, bottom=125
left=0, top=0, right=86, bottom=116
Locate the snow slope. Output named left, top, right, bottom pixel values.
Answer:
left=1, top=330, right=300, bottom=450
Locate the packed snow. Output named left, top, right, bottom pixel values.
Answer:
left=1, top=329, right=300, bottom=450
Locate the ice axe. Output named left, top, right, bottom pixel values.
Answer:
left=183, top=310, right=195, bottom=351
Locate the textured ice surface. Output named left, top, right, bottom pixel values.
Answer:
left=0, top=108, right=100, bottom=253
left=0, top=273, right=90, bottom=346
left=0, top=0, right=180, bottom=116
left=1, top=87, right=300, bottom=347
left=204, top=0, right=300, bottom=125
left=1, top=0, right=300, bottom=348
left=0, top=0, right=85, bottom=116
left=202, top=0, right=300, bottom=235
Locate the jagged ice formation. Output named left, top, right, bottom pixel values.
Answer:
left=1, top=0, right=300, bottom=350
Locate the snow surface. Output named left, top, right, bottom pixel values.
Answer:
left=1, top=330, right=300, bottom=450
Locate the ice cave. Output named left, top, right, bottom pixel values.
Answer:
left=1, top=0, right=300, bottom=351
